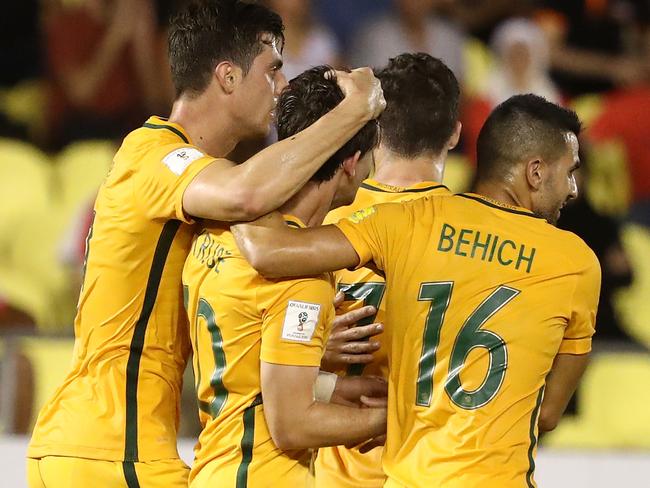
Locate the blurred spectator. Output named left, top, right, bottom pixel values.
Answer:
left=485, top=18, right=560, bottom=106
left=538, top=0, right=650, bottom=96
left=441, top=0, right=534, bottom=43
left=349, top=0, right=466, bottom=80
left=588, top=86, right=650, bottom=207
left=558, top=161, right=634, bottom=343
left=313, top=0, right=391, bottom=52
left=265, top=0, right=341, bottom=80
left=44, top=0, right=173, bottom=149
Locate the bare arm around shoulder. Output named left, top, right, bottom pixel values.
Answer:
left=233, top=213, right=360, bottom=278
left=183, top=68, right=385, bottom=222
left=261, top=361, right=386, bottom=450
left=539, top=353, right=590, bottom=432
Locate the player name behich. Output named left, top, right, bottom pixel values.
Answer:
left=437, top=223, right=536, bottom=273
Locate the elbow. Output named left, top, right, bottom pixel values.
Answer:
left=538, top=410, right=560, bottom=433
left=233, top=191, right=267, bottom=222
left=267, top=420, right=305, bottom=450
left=245, top=253, right=279, bottom=278
left=235, top=236, right=280, bottom=277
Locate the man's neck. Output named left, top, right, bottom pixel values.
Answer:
left=371, top=146, right=445, bottom=187
left=168, top=94, right=241, bottom=158
left=473, top=179, right=533, bottom=211
left=279, top=180, right=337, bottom=228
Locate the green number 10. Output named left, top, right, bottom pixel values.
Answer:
left=416, top=282, right=519, bottom=410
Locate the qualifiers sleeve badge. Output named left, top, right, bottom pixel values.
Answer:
left=281, top=300, right=321, bottom=342
left=162, top=147, right=204, bottom=175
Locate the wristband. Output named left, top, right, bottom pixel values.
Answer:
left=313, top=370, right=338, bottom=402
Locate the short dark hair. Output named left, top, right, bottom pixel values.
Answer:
left=374, top=53, right=460, bottom=158
left=168, top=0, right=284, bottom=97
left=476, top=94, right=582, bottom=181
left=276, top=66, right=379, bottom=182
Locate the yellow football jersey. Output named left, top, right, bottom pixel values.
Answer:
left=183, top=216, right=335, bottom=488
left=335, top=193, right=600, bottom=488
left=28, top=117, right=218, bottom=463
left=316, top=179, right=450, bottom=488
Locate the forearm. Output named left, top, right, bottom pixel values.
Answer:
left=236, top=98, right=372, bottom=215
left=539, top=353, right=589, bottom=432
left=233, top=220, right=360, bottom=277
left=274, top=400, right=385, bottom=450
left=550, top=46, right=628, bottom=81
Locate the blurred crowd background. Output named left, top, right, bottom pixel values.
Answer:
left=1, top=0, right=650, bottom=450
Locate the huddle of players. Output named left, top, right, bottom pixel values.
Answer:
left=27, top=1, right=600, bottom=488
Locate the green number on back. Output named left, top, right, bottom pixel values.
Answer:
left=338, top=282, right=386, bottom=376
left=416, top=282, right=454, bottom=406
left=197, top=298, right=229, bottom=418
left=416, top=283, right=519, bottom=409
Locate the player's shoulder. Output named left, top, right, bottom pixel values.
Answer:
left=117, top=117, right=211, bottom=172
left=262, top=273, right=335, bottom=312
left=325, top=180, right=450, bottom=224
left=550, top=226, right=600, bottom=272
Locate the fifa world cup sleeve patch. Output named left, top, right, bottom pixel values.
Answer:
left=281, top=300, right=321, bottom=342
left=162, top=147, right=205, bottom=175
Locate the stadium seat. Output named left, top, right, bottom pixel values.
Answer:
left=0, top=138, right=51, bottom=222
left=544, top=352, right=650, bottom=448
left=0, top=204, right=77, bottom=331
left=54, top=140, right=115, bottom=217
left=18, top=336, right=74, bottom=431
left=463, top=38, right=494, bottom=98
left=570, top=94, right=605, bottom=128
left=0, top=140, right=54, bottom=326
left=615, top=224, right=650, bottom=349
left=443, top=153, right=473, bottom=193
left=0, top=80, right=46, bottom=140
left=584, top=140, right=631, bottom=218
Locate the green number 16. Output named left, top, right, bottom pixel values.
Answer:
left=416, top=282, right=520, bottom=410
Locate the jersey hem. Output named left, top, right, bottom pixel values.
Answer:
left=27, top=444, right=181, bottom=463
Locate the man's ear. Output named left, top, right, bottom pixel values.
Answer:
left=526, top=158, right=544, bottom=191
left=448, top=121, right=462, bottom=150
left=341, top=150, right=362, bottom=178
left=214, top=61, right=242, bottom=94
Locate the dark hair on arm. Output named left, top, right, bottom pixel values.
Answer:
left=276, top=66, right=380, bottom=182
left=375, top=53, right=460, bottom=158
left=168, top=0, right=284, bottom=97
left=476, top=94, right=582, bottom=182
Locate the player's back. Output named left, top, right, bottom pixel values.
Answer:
left=183, top=217, right=334, bottom=487
left=337, top=192, right=600, bottom=487
left=29, top=117, right=215, bottom=463
left=325, top=179, right=451, bottom=378
left=316, top=179, right=450, bottom=488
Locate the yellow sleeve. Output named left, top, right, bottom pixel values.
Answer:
left=334, top=202, right=406, bottom=271
left=134, top=143, right=222, bottom=223
left=260, top=277, right=335, bottom=367
left=559, top=251, right=601, bottom=354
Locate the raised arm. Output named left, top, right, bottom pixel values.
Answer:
left=232, top=213, right=360, bottom=277
left=538, top=353, right=589, bottom=432
left=261, top=362, right=386, bottom=449
left=183, top=68, right=385, bottom=222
